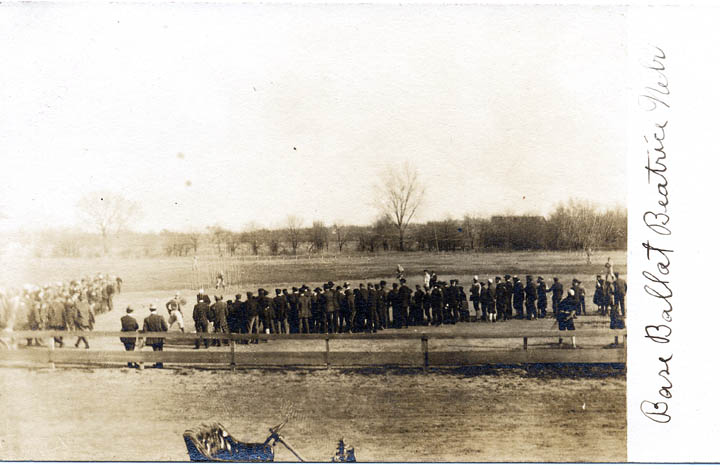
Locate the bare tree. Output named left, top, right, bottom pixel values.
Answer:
left=76, top=192, right=140, bottom=255
left=374, top=161, right=425, bottom=251
left=332, top=222, right=349, bottom=252
left=187, top=232, right=201, bottom=254
left=309, top=221, right=328, bottom=252
left=285, top=215, right=303, bottom=255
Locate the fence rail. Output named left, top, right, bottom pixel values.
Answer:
left=0, top=329, right=627, bottom=368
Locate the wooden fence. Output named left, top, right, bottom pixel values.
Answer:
left=0, top=330, right=626, bottom=369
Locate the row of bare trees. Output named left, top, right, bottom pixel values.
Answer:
left=156, top=200, right=624, bottom=257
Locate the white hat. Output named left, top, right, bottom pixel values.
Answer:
left=473, top=275, right=479, bottom=281
left=199, top=288, right=204, bottom=294
left=488, top=278, right=493, bottom=284
left=149, top=303, right=157, bottom=311
left=568, top=289, right=575, bottom=297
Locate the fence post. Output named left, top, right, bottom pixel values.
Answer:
left=421, top=335, right=429, bottom=372
left=137, top=331, right=144, bottom=370
left=48, top=334, right=55, bottom=370
left=230, top=335, right=236, bottom=370
left=614, top=336, right=619, bottom=346
left=523, top=337, right=528, bottom=351
left=325, top=337, right=330, bottom=369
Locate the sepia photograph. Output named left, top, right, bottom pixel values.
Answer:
left=0, top=3, right=628, bottom=462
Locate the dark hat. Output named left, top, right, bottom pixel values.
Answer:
left=392, top=283, right=398, bottom=288
left=125, top=306, right=134, bottom=313
left=415, top=284, right=421, bottom=289
left=343, top=282, right=350, bottom=288
left=553, top=276, right=559, bottom=281
left=314, top=287, right=322, bottom=293
left=400, top=278, right=406, bottom=284
left=246, top=291, right=253, bottom=297
left=327, top=281, right=334, bottom=288
left=292, top=287, right=298, bottom=292
left=358, top=283, right=365, bottom=288
left=374, top=283, right=380, bottom=289
left=537, top=276, right=544, bottom=281
left=380, top=280, right=387, bottom=286
left=504, top=274, right=511, bottom=280
left=258, top=288, right=264, bottom=294
left=495, top=276, right=502, bottom=281
left=275, top=289, right=281, bottom=295
left=235, top=294, right=242, bottom=300
left=336, top=285, right=342, bottom=291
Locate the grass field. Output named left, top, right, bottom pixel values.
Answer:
left=0, top=249, right=627, bottom=462
left=3, top=249, right=626, bottom=294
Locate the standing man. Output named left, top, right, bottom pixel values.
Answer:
left=272, top=289, right=290, bottom=335
left=512, top=276, right=525, bottom=319
left=398, top=279, right=412, bottom=329
left=143, top=304, right=168, bottom=368
left=120, top=306, right=139, bottom=368
left=430, top=283, right=444, bottom=326
left=556, top=290, right=578, bottom=349
left=244, top=292, right=259, bottom=343
left=378, top=281, right=389, bottom=330
left=504, top=275, right=514, bottom=321
left=549, top=277, right=564, bottom=315
left=297, top=288, right=312, bottom=334
left=495, top=277, right=506, bottom=322
left=74, top=293, right=94, bottom=348
left=615, top=274, right=627, bottom=316
left=536, top=277, right=548, bottom=319
left=470, top=276, right=482, bottom=321
left=212, top=295, right=230, bottom=345
left=412, top=285, right=425, bottom=326
left=192, top=298, right=211, bottom=349
left=524, top=275, right=537, bottom=320
left=387, top=283, right=399, bottom=328
left=447, top=280, right=459, bottom=324
left=366, top=283, right=378, bottom=333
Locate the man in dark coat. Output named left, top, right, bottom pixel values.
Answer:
left=504, top=275, right=514, bottom=320
left=244, top=292, right=259, bottom=343
left=398, top=279, right=412, bottom=329
left=494, top=278, right=505, bottom=322
left=49, top=294, right=67, bottom=347
left=210, top=296, right=229, bottom=345
left=120, top=306, right=139, bottom=368
left=446, top=280, right=459, bottom=324
left=512, top=277, right=525, bottom=319
left=470, top=277, right=482, bottom=321
left=288, top=287, right=300, bottom=334
left=297, top=288, right=312, bottom=334
left=536, top=277, right=548, bottom=318
left=366, top=284, right=378, bottom=333
left=412, top=285, right=425, bottom=326
left=192, top=298, right=211, bottom=349
left=524, top=275, right=537, bottom=320
left=143, top=304, right=168, bottom=368
left=430, top=284, right=444, bottom=326
left=272, top=289, right=289, bottom=335
left=356, top=283, right=369, bottom=331
left=334, top=286, right=345, bottom=334
left=549, top=277, right=564, bottom=314
left=258, top=289, right=275, bottom=335
left=387, top=283, right=399, bottom=328
left=556, top=290, right=578, bottom=348
left=320, top=284, right=334, bottom=334
left=342, top=284, right=356, bottom=333
left=378, top=280, right=390, bottom=329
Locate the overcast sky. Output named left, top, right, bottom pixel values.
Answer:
left=0, top=3, right=628, bottom=233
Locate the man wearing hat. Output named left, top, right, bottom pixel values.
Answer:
left=556, top=289, right=578, bottom=348
left=142, top=304, right=168, bottom=368
left=549, top=277, right=564, bottom=315
left=193, top=297, right=211, bottom=349
left=298, top=288, right=312, bottom=334
left=504, top=275, right=514, bottom=321
left=398, top=278, right=412, bottom=328
left=512, top=276, right=525, bottom=319
left=536, top=277, right=548, bottom=318
left=120, top=306, right=139, bottom=368
left=470, top=276, right=482, bottom=321
left=273, top=289, right=290, bottom=335
left=486, top=278, right=497, bottom=322
left=524, top=275, right=537, bottom=320
left=210, top=295, right=229, bottom=345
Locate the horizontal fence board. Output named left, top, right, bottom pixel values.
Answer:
left=429, top=348, right=626, bottom=365
left=2, top=329, right=626, bottom=341
left=329, top=352, right=424, bottom=366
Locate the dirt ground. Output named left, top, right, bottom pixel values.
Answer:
left=0, top=365, right=625, bottom=462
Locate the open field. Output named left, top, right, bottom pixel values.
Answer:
left=0, top=365, right=625, bottom=462
left=2, top=249, right=626, bottom=293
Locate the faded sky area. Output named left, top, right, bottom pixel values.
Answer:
left=0, top=4, right=628, bottom=232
